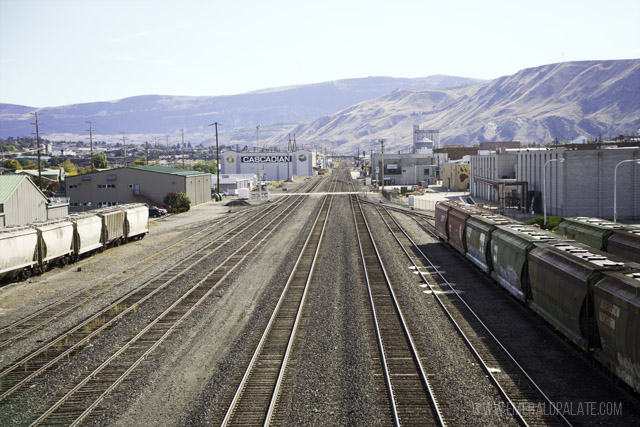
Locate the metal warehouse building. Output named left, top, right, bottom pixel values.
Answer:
left=371, top=153, right=440, bottom=186
left=65, top=166, right=211, bottom=212
left=220, top=150, right=316, bottom=181
left=0, top=175, right=69, bottom=227
left=470, top=146, right=640, bottom=219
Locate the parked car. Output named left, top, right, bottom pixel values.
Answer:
left=149, top=206, right=168, bottom=217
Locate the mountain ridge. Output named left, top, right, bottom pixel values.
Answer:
left=0, top=75, right=485, bottom=143
left=271, top=59, right=640, bottom=152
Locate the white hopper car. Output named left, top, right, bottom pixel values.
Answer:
left=0, top=203, right=149, bottom=282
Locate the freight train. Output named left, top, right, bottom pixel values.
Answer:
left=434, top=200, right=640, bottom=394
left=559, top=217, right=640, bottom=263
left=0, top=203, right=149, bottom=283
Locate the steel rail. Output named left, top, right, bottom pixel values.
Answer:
left=29, top=193, right=312, bottom=426
left=375, top=204, right=572, bottom=426
left=0, top=207, right=262, bottom=348
left=351, top=194, right=446, bottom=427
left=0, top=195, right=298, bottom=401
left=222, top=195, right=333, bottom=426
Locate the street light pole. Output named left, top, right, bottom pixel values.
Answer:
left=614, top=159, right=640, bottom=222
left=543, top=157, right=564, bottom=227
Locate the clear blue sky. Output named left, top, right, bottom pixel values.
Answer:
left=1, top=0, right=639, bottom=108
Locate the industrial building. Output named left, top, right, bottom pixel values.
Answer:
left=371, top=153, right=439, bottom=186
left=217, top=174, right=257, bottom=195
left=220, top=150, right=316, bottom=181
left=470, top=146, right=640, bottom=219
left=413, top=125, right=440, bottom=153
left=0, top=175, right=68, bottom=227
left=65, top=166, right=211, bottom=212
left=440, top=162, right=470, bottom=191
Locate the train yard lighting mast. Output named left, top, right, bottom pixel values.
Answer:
left=613, top=159, right=640, bottom=222
left=209, top=122, right=220, bottom=194
left=543, top=157, right=564, bottom=227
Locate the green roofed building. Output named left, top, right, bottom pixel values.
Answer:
left=0, top=175, right=69, bottom=227
left=65, top=166, right=211, bottom=212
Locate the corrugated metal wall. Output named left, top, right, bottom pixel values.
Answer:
left=5, top=180, right=48, bottom=225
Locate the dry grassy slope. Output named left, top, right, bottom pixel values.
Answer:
left=281, top=59, right=640, bottom=152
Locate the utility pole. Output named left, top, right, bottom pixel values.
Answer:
left=120, top=131, right=127, bottom=166
left=165, top=135, right=169, bottom=153
left=379, top=138, right=385, bottom=189
left=208, top=122, right=220, bottom=194
left=287, top=134, right=292, bottom=181
left=30, top=112, right=42, bottom=190
left=181, top=129, right=185, bottom=168
left=154, top=136, right=158, bottom=165
left=86, top=120, right=94, bottom=172
left=145, top=141, right=149, bottom=166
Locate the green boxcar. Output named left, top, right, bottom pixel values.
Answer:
left=559, top=217, right=629, bottom=251
left=594, top=270, right=640, bottom=393
left=465, top=214, right=512, bottom=273
left=490, top=224, right=562, bottom=301
left=528, top=242, right=628, bottom=351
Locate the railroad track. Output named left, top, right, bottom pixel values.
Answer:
left=372, top=203, right=572, bottom=426
left=219, top=170, right=340, bottom=425
left=351, top=194, right=449, bottom=426
left=19, top=192, right=315, bottom=426
left=0, top=189, right=316, bottom=402
left=0, top=208, right=257, bottom=348
left=0, top=175, right=323, bottom=350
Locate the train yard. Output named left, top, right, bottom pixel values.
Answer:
left=0, top=167, right=638, bottom=426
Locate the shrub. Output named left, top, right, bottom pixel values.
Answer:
left=163, top=192, right=191, bottom=213
left=526, top=216, right=563, bottom=233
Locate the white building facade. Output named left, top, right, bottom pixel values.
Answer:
left=220, top=150, right=316, bottom=181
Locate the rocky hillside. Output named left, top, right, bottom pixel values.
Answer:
left=275, top=59, right=640, bottom=152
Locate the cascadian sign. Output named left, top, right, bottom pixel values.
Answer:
left=240, top=155, right=291, bottom=163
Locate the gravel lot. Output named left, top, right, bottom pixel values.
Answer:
left=1, top=170, right=638, bottom=426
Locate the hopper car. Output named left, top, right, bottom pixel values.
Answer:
left=559, top=217, right=640, bottom=263
left=0, top=203, right=148, bottom=282
left=435, top=201, right=640, bottom=393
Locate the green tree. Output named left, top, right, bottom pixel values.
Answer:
left=193, top=160, right=217, bottom=174
left=2, top=159, right=22, bottom=171
left=132, top=156, right=146, bottom=166
left=92, top=152, right=109, bottom=169
left=163, top=191, right=191, bottom=213
left=60, top=159, right=78, bottom=175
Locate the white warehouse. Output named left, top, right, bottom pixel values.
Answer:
left=220, top=150, right=316, bottom=181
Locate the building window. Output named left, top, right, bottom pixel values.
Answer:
left=98, top=184, right=116, bottom=189
left=107, top=174, right=117, bottom=181
left=68, top=184, right=78, bottom=189
left=82, top=176, right=92, bottom=181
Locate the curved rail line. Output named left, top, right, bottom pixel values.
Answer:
left=0, top=208, right=257, bottom=348
left=351, top=193, right=448, bottom=426
left=0, top=175, right=325, bottom=347
left=373, top=203, right=572, bottom=426
left=26, top=192, right=315, bottom=426
left=0, top=191, right=312, bottom=402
